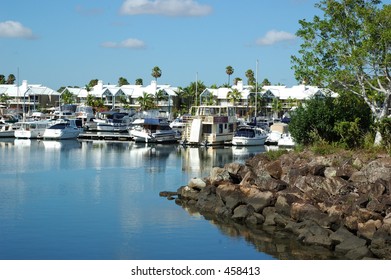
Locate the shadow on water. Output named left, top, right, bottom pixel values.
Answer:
left=181, top=205, right=346, bottom=260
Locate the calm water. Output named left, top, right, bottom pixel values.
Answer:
left=0, top=138, right=274, bottom=260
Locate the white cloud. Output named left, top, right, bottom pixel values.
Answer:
left=120, top=0, right=212, bottom=17
left=256, top=30, right=296, bottom=46
left=101, top=38, right=146, bottom=49
left=0, top=21, right=35, bottom=39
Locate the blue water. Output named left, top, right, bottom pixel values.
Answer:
left=0, top=138, right=273, bottom=260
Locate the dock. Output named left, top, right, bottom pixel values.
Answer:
left=78, top=132, right=133, bottom=141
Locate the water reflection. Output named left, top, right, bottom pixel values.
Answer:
left=0, top=139, right=276, bottom=260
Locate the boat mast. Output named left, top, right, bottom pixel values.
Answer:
left=255, top=59, right=258, bottom=119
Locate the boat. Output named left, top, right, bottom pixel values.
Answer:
left=231, top=125, right=268, bottom=146
left=14, top=120, right=51, bottom=139
left=181, top=105, right=237, bottom=146
left=278, top=133, right=295, bottom=148
left=129, top=111, right=178, bottom=143
left=169, top=115, right=188, bottom=133
left=0, top=123, right=19, bottom=138
left=93, top=111, right=131, bottom=132
left=42, top=119, right=83, bottom=140
left=75, top=105, right=94, bottom=123
left=265, top=122, right=289, bottom=145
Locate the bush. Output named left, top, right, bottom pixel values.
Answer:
left=289, top=92, right=373, bottom=149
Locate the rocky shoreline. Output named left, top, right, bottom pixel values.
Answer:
left=161, top=149, right=391, bottom=259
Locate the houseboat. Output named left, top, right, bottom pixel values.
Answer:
left=181, top=105, right=237, bottom=146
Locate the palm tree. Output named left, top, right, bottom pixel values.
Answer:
left=118, top=77, right=129, bottom=86
left=136, top=92, right=155, bottom=110
left=61, top=89, right=75, bottom=104
left=271, top=98, right=282, bottom=119
left=135, top=78, right=143, bottom=85
left=225, top=66, right=234, bottom=86
left=0, top=93, right=11, bottom=108
left=227, top=89, right=242, bottom=105
left=155, top=89, right=167, bottom=107
left=261, top=78, right=271, bottom=86
left=151, top=66, right=162, bottom=82
left=6, top=74, right=16, bottom=85
left=245, top=69, right=255, bottom=86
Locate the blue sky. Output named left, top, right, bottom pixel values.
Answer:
left=0, top=0, right=320, bottom=90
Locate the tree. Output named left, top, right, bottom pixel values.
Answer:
left=245, top=69, right=255, bottom=86
left=61, top=89, right=75, bottom=104
left=135, top=78, right=143, bottom=85
left=6, top=74, right=15, bottom=84
left=118, top=77, right=129, bottom=86
left=225, top=66, right=234, bottom=86
left=0, top=93, right=11, bottom=108
left=155, top=89, right=167, bottom=106
left=151, top=66, right=162, bottom=82
left=227, top=89, right=242, bottom=105
left=88, top=79, right=98, bottom=88
left=291, top=0, right=390, bottom=143
left=233, top=77, right=242, bottom=85
left=137, top=92, right=155, bottom=110
left=289, top=93, right=373, bottom=148
left=261, top=78, right=271, bottom=86
left=0, top=75, right=6, bottom=84
left=271, top=98, right=282, bottom=118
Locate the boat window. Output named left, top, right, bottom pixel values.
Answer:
left=219, top=124, right=223, bottom=133
left=203, top=124, right=212, bottom=134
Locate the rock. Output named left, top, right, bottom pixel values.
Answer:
left=188, top=177, right=206, bottom=189
left=241, top=188, right=275, bottom=213
left=264, top=160, right=283, bottom=179
left=335, top=234, right=367, bottom=254
left=370, top=224, right=391, bottom=259
left=209, top=167, right=231, bottom=185
left=164, top=149, right=391, bottom=259
left=358, top=219, right=382, bottom=240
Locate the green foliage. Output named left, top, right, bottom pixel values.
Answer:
left=377, top=118, right=391, bottom=153
left=291, top=0, right=391, bottom=121
left=88, top=79, right=98, bottom=88
left=151, top=66, right=162, bottom=81
left=264, top=149, right=289, bottom=161
left=289, top=92, right=373, bottom=148
left=137, top=92, right=155, bottom=110
left=61, top=90, right=75, bottom=104
left=334, top=118, right=361, bottom=148
left=118, top=77, right=129, bottom=86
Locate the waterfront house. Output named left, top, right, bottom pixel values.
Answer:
left=0, top=80, right=60, bottom=114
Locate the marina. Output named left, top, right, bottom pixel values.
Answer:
left=0, top=138, right=275, bottom=260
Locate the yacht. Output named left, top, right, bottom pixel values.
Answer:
left=231, top=125, right=268, bottom=146
left=129, top=110, right=178, bottom=143
left=181, top=105, right=237, bottom=146
left=14, top=120, right=51, bottom=139
left=93, top=111, right=131, bottom=132
left=75, top=105, right=94, bottom=123
left=0, top=123, right=18, bottom=138
left=43, top=119, right=83, bottom=140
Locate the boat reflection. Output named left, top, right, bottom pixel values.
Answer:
left=42, top=139, right=82, bottom=150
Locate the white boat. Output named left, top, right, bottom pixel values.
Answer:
left=14, top=121, right=50, bottom=139
left=169, top=116, right=187, bottom=133
left=181, top=105, right=237, bottom=146
left=94, top=112, right=131, bottom=132
left=278, top=133, right=295, bottom=148
left=0, top=123, right=19, bottom=138
left=75, top=105, right=94, bottom=122
left=265, top=122, right=288, bottom=145
left=43, top=119, right=83, bottom=140
left=231, top=125, right=268, bottom=146
left=129, top=112, right=178, bottom=143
